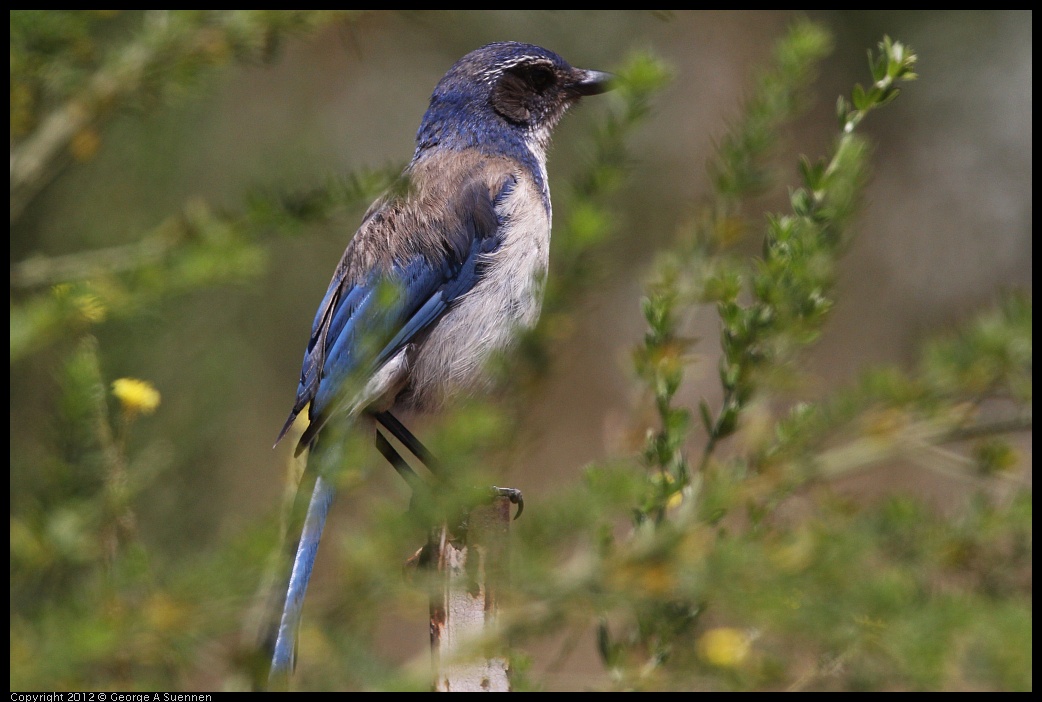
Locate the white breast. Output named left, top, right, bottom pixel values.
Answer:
left=402, top=172, right=551, bottom=411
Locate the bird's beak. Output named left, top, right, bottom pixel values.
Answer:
left=570, top=69, right=615, bottom=96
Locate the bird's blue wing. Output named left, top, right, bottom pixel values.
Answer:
left=269, top=175, right=514, bottom=682
left=277, top=174, right=515, bottom=454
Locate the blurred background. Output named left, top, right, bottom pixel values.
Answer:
left=10, top=10, right=1031, bottom=691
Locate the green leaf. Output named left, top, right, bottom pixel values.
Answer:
left=870, top=50, right=888, bottom=82
left=852, top=82, right=868, bottom=111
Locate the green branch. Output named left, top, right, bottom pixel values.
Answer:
left=10, top=10, right=359, bottom=222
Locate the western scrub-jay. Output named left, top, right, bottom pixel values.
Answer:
left=268, top=41, right=612, bottom=684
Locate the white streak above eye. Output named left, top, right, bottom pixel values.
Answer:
left=481, top=56, right=556, bottom=84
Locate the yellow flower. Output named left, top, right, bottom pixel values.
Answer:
left=111, top=378, right=161, bottom=416
left=698, top=627, right=751, bottom=668
left=655, top=471, right=685, bottom=511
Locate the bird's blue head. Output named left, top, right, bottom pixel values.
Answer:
left=415, top=42, right=612, bottom=162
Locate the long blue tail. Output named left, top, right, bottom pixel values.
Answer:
left=268, top=473, right=337, bottom=686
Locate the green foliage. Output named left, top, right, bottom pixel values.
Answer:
left=636, top=19, right=838, bottom=519
left=9, top=13, right=1030, bottom=693
left=11, top=201, right=268, bottom=362
left=10, top=11, right=360, bottom=221
left=570, top=28, right=1030, bottom=692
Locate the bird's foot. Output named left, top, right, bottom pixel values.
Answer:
left=490, top=485, right=524, bottom=520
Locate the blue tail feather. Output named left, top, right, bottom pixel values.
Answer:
left=269, top=473, right=337, bottom=685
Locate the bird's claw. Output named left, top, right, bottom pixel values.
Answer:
left=491, top=486, right=524, bottom=520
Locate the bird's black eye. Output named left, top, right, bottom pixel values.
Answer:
left=528, top=66, right=554, bottom=92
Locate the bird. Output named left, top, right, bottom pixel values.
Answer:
left=266, top=41, right=612, bottom=685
